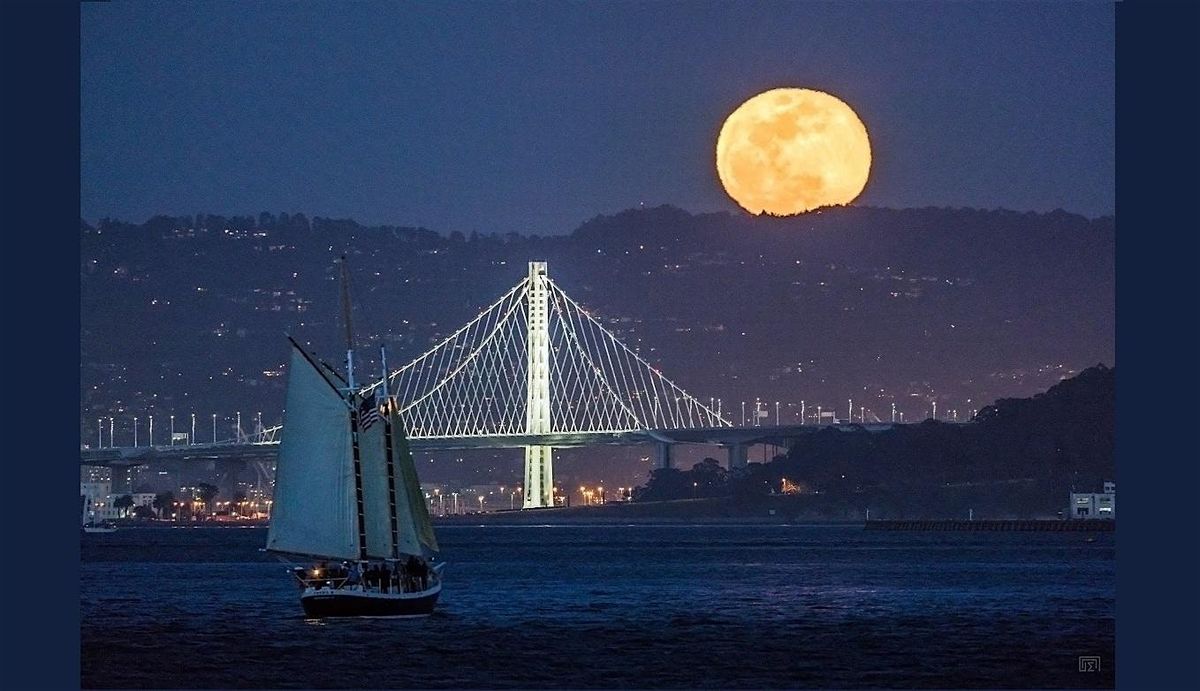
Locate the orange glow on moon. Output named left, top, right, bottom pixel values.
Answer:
left=716, top=88, right=872, bottom=215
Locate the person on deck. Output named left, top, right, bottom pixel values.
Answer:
left=405, top=555, right=420, bottom=590
left=418, top=558, right=429, bottom=590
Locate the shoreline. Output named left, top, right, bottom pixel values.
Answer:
left=90, top=497, right=1107, bottom=529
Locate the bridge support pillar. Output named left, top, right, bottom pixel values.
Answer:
left=523, top=445, right=554, bottom=508
left=654, top=442, right=673, bottom=470
left=523, top=262, right=554, bottom=508
left=727, top=443, right=748, bottom=470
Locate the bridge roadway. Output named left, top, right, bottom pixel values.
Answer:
left=79, top=422, right=956, bottom=470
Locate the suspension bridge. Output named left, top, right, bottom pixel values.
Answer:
left=81, top=262, right=907, bottom=508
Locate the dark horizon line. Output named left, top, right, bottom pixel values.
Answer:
left=80, top=202, right=1116, bottom=237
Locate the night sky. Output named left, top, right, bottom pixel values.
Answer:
left=82, top=1, right=1113, bottom=237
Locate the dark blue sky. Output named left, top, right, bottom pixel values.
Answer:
left=82, top=1, right=1113, bottom=236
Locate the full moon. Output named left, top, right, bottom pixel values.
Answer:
left=716, top=88, right=871, bottom=216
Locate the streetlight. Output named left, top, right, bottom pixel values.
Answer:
left=170, top=415, right=175, bottom=444
left=109, top=417, right=115, bottom=447
left=741, top=401, right=745, bottom=426
left=801, top=400, right=806, bottom=425
left=149, top=415, right=154, bottom=447
left=97, top=418, right=103, bottom=448
left=212, top=413, right=217, bottom=443
left=191, top=413, right=196, bottom=445
left=478, top=495, right=485, bottom=513
left=133, top=416, right=138, bottom=447
left=236, top=411, right=242, bottom=442
left=692, top=481, right=698, bottom=499
left=775, top=401, right=780, bottom=426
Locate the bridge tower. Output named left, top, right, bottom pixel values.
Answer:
left=523, top=261, right=554, bottom=508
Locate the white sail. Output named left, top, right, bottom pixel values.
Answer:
left=357, top=398, right=423, bottom=558
left=389, top=406, right=439, bottom=554
left=266, top=344, right=360, bottom=560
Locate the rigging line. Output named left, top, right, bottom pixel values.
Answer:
left=399, top=283, right=530, bottom=415
left=471, top=288, right=522, bottom=424
left=566, top=290, right=637, bottom=431
left=419, top=293, right=495, bottom=418
left=550, top=310, right=588, bottom=431
left=547, top=284, right=642, bottom=431
left=371, top=277, right=530, bottom=393
left=546, top=278, right=730, bottom=425
left=471, top=322, right=511, bottom=434
left=563, top=291, right=616, bottom=430
left=569, top=329, right=606, bottom=430
left=607, top=319, right=650, bottom=427
left=584, top=292, right=641, bottom=429
left=505, top=316, right=528, bottom=430
left=471, top=310, right=515, bottom=434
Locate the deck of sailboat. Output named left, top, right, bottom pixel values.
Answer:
left=300, top=582, right=442, bottom=618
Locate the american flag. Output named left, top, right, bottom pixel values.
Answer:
left=358, top=392, right=381, bottom=430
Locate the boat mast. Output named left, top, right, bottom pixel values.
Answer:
left=339, top=256, right=368, bottom=560
left=381, top=345, right=401, bottom=559
left=339, top=256, right=356, bottom=391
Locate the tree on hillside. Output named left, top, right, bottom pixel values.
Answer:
left=197, top=483, right=219, bottom=516
left=153, top=490, right=174, bottom=519
left=113, top=494, right=134, bottom=518
left=690, top=458, right=729, bottom=497
left=231, top=491, right=247, bottom=516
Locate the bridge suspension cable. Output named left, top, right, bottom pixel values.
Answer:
left=369, top=269, right=729, bottom=438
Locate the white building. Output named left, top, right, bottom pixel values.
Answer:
left=1069, top=481, right=1115, bottom=520
left=81, top=480, right=112, bottom=524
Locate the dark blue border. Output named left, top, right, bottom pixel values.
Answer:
left=2, top=2, right=80, bottom=689
left=4, top=2, right=1199, bottom=689
left=1116, top=1, right=1200, bottom=689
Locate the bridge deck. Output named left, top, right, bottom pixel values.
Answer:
left=79, top=422, right=970, bottom=465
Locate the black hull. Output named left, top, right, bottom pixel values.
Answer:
left=300, top=589, right=439, bottom=618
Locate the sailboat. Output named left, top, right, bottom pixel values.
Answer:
left=265, top=259, right=443, bottom=618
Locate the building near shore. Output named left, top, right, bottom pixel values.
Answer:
left=1069, top=481, right=1115, bottom=519
left=80, top=479, right=112, bottom=523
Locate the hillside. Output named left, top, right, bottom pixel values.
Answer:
left=636, top=365, right=1115, bottom=519
left=81, top=205, right=1114, bottom=472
